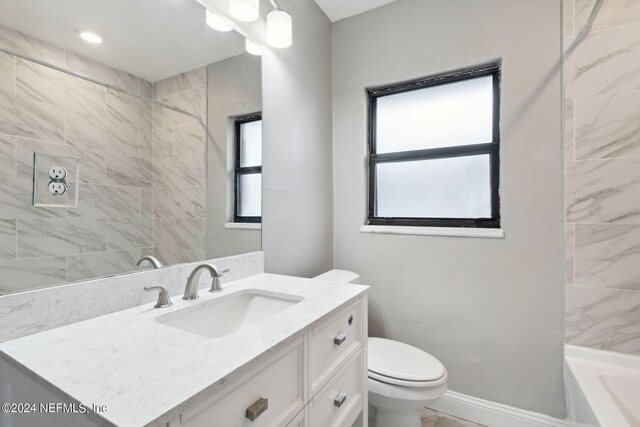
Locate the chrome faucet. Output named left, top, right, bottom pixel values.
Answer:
left=183, top=263, right=223, bottom=300
left=137, top=255, right=163, bottom=269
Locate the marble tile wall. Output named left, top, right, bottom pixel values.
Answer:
left=151, top=68, right=207, bottom=265
left=564, top=0, right=640, bottom=355
left=0, top=24, right=208, bottom=294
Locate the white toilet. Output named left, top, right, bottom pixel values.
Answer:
left=314, top=270, right=448, bottom=427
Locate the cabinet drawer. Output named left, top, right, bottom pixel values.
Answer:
left=310, top=301, right=362, bottom=395
left=309, top=351, right=363, bottom=427
left=181, top=340, right=304, bottom=427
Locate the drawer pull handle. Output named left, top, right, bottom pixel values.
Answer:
left=246, top=397, right=268, bottom=421
left=334, top=333, right=347, bottom=345
left=348, top=315, right=353, bottom=326
left=334, top=392, right=347, bottom=408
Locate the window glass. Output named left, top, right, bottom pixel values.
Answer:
left=376, top=155, right=491, bottom=219
left=240, top=120, right=262, bottom=167
left=376, top=76, right=493, bottom=154
left=368, top=66, right=500, bottom=228
left=238, top=173, right=261, bottom=217
left=235, top=115, right=262, bottom=222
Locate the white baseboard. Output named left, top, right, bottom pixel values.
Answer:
left=425, top=390, right=570, bottom=427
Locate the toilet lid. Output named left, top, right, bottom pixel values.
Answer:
left=368, top=337, right=446, bottom=383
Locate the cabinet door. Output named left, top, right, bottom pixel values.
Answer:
left=309, top=351, right=363, bottom=427
left=181, top=339, right=304, bottom=427
left=310, top=301, right=362, bottom=397
left=0, top=360, right=99, bottom=427
left=285, top=406, right=307, bottom=427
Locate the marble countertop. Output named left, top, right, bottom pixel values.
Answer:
left=0, top=273, right=368, bottom=427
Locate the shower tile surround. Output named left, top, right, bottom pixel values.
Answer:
left=0, top=24, right=207, bottom=294
left=564, top=0, right=640, bottom=355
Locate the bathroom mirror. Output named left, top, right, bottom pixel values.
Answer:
left=0, top=0, right=262, bottom=295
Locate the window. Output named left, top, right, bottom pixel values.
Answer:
left=367, top=64, right=500, bottom=228
left=234, top=114, right=262, bottom=223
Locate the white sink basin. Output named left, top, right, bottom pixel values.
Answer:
left=155, top=289, right=303, bottom=338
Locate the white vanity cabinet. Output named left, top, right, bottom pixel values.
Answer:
left=179, top=297, right=367, bottom=427
left=0, top=275, right=368, bottom=427
left=310, top=301, right=363, bottom=397
left=180, top=338, right=305, bottom=427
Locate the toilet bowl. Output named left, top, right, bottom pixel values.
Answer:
left=314, top=270, right=448, bottom=427
left=367, top=337, right=447, bottom=427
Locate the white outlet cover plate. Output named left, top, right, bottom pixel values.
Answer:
left=32, top=152, right=80, bottom=208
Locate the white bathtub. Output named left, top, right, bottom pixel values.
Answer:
left=565, top=345, right=640, bottom=427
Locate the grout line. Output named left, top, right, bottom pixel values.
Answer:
left=572, top=222, right=576, bottom=284
left=579, top=16, right=640, bottom=36
left=571, top=98, right=576, bottom=162
left=13, top=215, right=18, bottom=261
left=571, top=87, right=640, bottom=101
left=568, top=283, right=640, bottom=294
left=570, top=221, right=640, bottom=225
left=13, top=53, right=16, bottom=96
left=570, top=0, right=576, bottom=39
left=567, top=154, right=640, bottom=162
left=13, top=135, right=17, bottom=178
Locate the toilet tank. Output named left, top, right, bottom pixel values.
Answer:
left=313, top=269, right=361, bottom=284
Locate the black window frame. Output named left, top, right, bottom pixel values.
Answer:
left=367, top=64, right=501, bottom=229
left=234, top=113, right=262, bottom=223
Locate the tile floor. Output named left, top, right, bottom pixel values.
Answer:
left=421, top=409, right=488, bottom=427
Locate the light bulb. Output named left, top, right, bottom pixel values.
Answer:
left=267, top=9, right=292, bottom=48
left=206, top=10, right=233, bottom=32
left=230, top=0, right=259, bottom=22
left=80, top=31, right=103, bottom=44
left=245, top=38, right=263, bottom=56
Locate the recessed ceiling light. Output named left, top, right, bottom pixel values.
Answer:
left=80, top=31, right=103, bottom=44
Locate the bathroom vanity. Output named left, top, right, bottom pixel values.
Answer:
left=0, top=274, right=368, bottom=427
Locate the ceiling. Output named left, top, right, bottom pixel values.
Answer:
left=313, top=0, right=398, bottom=22
left=0, top=0, right=399, bottom=81
left=0, top=0, right=245, bottom=82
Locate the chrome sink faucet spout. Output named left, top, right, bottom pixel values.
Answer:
left=136, top=255, right=163, bottom=269
left=183, top=263, right=223, bottom=300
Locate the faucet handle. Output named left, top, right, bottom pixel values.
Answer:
left=144, top=285, right=173, bottom=308
left=209, top=265, right=224, bottom=293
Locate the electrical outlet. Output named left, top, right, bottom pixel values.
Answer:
left=48, top=181, right=68, bottom=196
left=49, top=166, right=67, bottom=180
left=33, top=152, right=79, bottom=207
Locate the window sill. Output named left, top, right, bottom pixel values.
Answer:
left=359, top=225, right=504, bottom=238
left=225, top=222, right=262, bottom=230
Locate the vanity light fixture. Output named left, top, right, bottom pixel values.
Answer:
left=79, top=31, right=103, bottom=44
left=230, top=0, right=260, bottom=22
left=267, top=8, right=292, bottom=48
left=206, top=10, right=233, bottom=32
left=245, top=38, right=263, bottom=56
left=216, top=0, right=293, bottom=48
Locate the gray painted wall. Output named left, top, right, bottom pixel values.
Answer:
left=261, top=0, right=334, bottom=277
left=332, top=0, right=565, bottom=418
left=206, top=53, right=262, bottom=259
